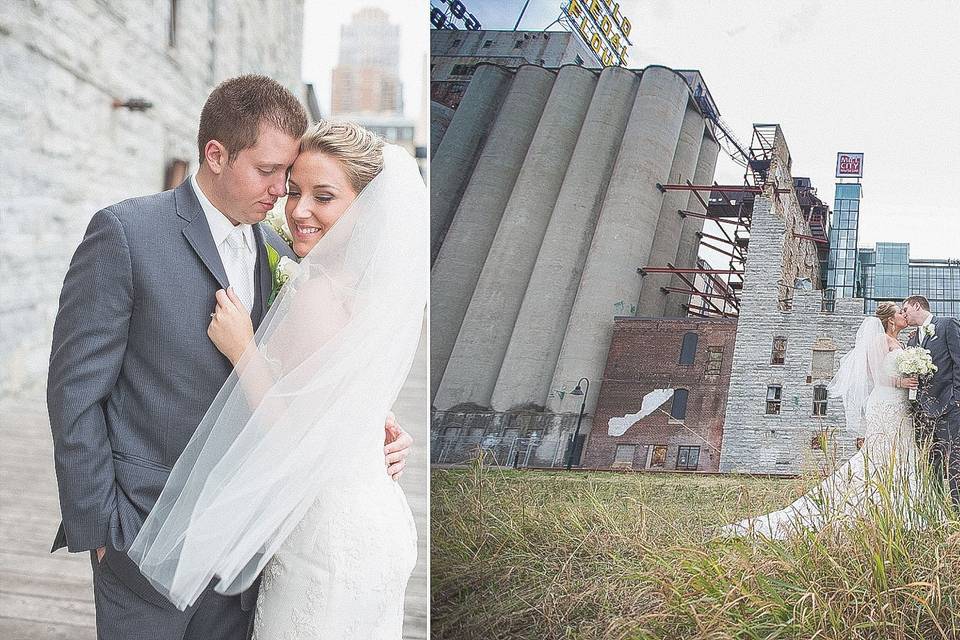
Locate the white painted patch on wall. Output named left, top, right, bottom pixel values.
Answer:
left=607, top=388, right=675, bottom=436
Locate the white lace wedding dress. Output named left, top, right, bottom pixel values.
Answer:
left=251, top=475, right=417, bottom=639
left=723, top=349, right=919, bottom=539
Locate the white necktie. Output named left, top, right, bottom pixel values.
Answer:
left=224, top=227, right=255, bottom=312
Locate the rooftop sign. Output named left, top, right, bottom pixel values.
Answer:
left=561, top=0, right=632, bottom=67
left=835, top=152, right=864, bottom=178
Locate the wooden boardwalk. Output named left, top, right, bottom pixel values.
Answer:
left=0, top=326, right=428, bottom=639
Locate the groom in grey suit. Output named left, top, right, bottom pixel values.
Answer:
left=48, top=75, right=412, bottom=639
left=903, top=294, right=960, bottom=509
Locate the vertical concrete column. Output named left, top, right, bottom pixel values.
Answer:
left=430, top=65, right=557, bottom=402
left=635, top=104, right=706, bottom=317
left=430, top=64, right=515, bottom=261
left=664, top=134, right=720, bottom=317
left=547, top=66, right=690, bottom=416
left=434, top=66, right=598, bottom=410
left=491, top=66, right=639, bottom=412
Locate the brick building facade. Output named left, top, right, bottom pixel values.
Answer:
left=583, top=317, right=738, bottom=471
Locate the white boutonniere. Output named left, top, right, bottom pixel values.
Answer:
left=923, top=324, right=936, bottom=338
left=277, top=256, right=301, bottom=283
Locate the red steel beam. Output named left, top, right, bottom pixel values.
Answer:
left=639, top=267, right=742, bottom=275
left=699, top=238, right=744, bottom=261
left=668, top=269, right=728, bottom=316
left=663, top=287, right=740, bottom=302
left=686, top=179, right=708, bottom=209
left=679, top=209, right=744, bottom=225
left=657, top=183, right=793, bottom=195
left=685, top=304, right=738, bottom=318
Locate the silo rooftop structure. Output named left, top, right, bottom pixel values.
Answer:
left=430, top=60, right=722, bottom=464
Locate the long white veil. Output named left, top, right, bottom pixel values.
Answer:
left=127, top=144, right=427, bottom=610
left=828, top=316, right=890, bottom=437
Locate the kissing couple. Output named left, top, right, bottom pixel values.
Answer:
left=47, top=75, right=426, bottom=638
left=724, top=295, right=959, bottom=539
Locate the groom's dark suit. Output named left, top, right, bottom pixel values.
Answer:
left=908, top=315, right=960, bottom=508
left=47, top=179, right=296, bottom=639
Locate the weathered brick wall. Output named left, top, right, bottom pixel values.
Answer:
left=0, top=0, right=304, bottom=397
left=583, top=317, right=738, bottom=471
left=719, top=129, right=867, bottom=475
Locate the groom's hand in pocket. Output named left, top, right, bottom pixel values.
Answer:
left=384, top=411, right=412, bottom=481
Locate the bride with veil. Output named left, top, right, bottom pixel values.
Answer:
left=723, top=302, right=928, bottom=539
left=128, top=122, right=426, bottom=637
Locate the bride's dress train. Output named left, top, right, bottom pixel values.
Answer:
left=723, top=350, right=921, bottom=539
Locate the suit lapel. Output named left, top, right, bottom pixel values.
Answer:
left=176, top=181, right=229, bottom=290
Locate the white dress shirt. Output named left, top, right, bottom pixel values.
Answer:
left=190, top=173, right=257, bottom=311
left=918, top=311, right=934, bottom=347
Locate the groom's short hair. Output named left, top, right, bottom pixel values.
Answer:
left=197, top=75, right=308, bottom=164
left=904, top=294, right=930, bottom=310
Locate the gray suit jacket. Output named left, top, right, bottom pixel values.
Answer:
left=907, top=315, right=960, bottom=421
left=47, top=179, right=296, bottom=610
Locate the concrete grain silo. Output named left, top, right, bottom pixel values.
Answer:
left=430, top=64, right=515, bottom=260
left=434, top=65, right=598, bottom=410
left=548, top=66, right=692, bottom=415
left=430, top=61, right=722, bottom=463
left=490, top=65, right=640, bottom=412
left=430, top=65, right=557, bottom=400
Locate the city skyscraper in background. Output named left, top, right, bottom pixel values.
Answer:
left=331, top=7, right=403, bottom=115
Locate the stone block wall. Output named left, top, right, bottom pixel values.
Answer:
left=719, top=127, right=867, bottom=474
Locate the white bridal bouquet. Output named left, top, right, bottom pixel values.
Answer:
left=896, top=346, right=937, bottom=401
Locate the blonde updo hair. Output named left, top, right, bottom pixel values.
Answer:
left=875, top=301, right=898, bottom=330
left=299, top=120, right=384, bottom=193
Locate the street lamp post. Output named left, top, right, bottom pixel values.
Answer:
left=565, top=377, right=589, bottom=471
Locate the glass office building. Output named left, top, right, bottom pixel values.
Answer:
left=857, top=243, right=960, bottom=316
left=826, top=183, right=862, bottom=297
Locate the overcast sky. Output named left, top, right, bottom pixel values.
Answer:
left=301, top=0, right=428, bottom=120
left=442, top=0, right=960, bottom=260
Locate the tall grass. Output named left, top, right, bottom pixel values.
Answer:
left=431, top=456, right=959, bottom=639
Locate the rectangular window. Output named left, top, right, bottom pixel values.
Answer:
left=766, top=385, right=782, bottom=415
left=649, top=445, right=667, bottom=468
left=680, top=332, right=698, bottom=365
left=676, top=446, right=700, bottom=471
left=811, top=349, right=835, bottom=379
left=670, top=389, right=689, bottom=421
left=614, top=444, right=636, bottom=466
left=705, top=346, right=723, bottom=375
left=450, top=64, right=476, bottom=77
left=771, top=337, right=787, bottom=365
left=813, top=385, right=828, bottom=416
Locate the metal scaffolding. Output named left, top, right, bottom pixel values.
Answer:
left=640, top=124, right=804, bottom=318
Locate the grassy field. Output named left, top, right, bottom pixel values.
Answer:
left=431, top=462, right=960, bottom=640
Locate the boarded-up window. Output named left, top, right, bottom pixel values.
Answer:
left=677, top=446, right=700, bottom=470
left=649, top=445, right=667, bottom=468
left=614, top=444, right=636, bottom=466
left=771, top=337, right=787, bottom=365
left=766, top=385, right=782, bottom=415
left=813, top=385, right=828, bottom=416
left=679, top=332, right=698, bottom=365
left=671, top=389, right=689, bottom=420
left=812, top=339, right=836, bottom=379
left=705, top=346, right=723, bottom=375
